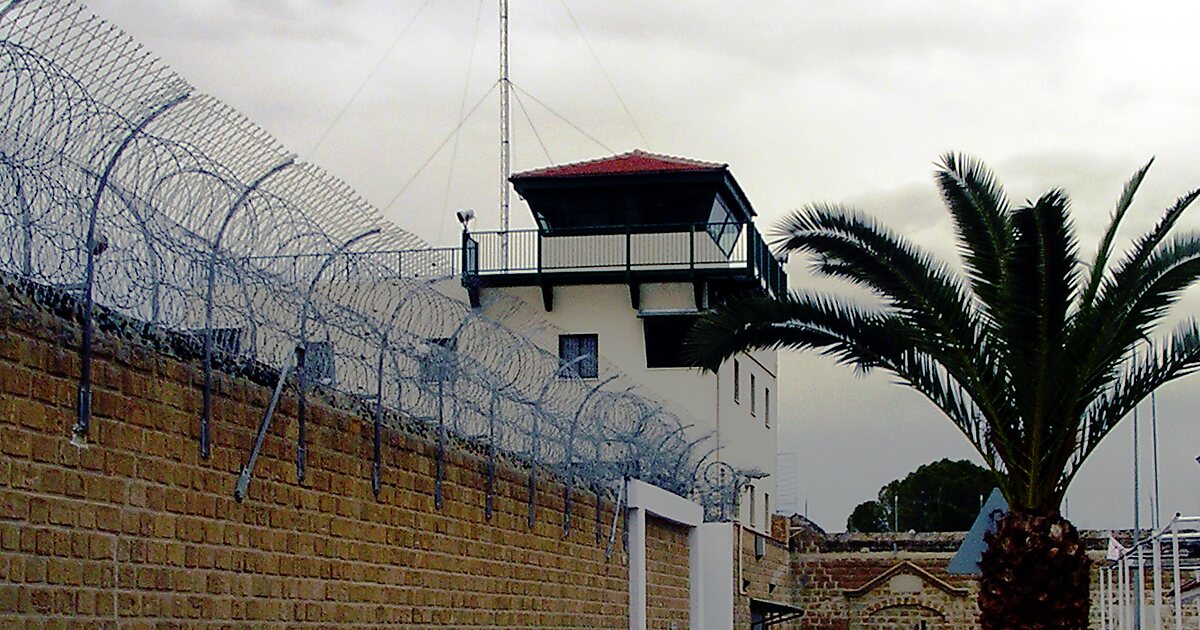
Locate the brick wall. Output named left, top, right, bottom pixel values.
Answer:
left=792, top=549, right=979, bottom=629
left=645, top=520, right=689, bottom=629
left=0, top=289, right=693, bottom=628
left=735, top=524, right=804, bottom=629
left=783, top=523, right=1200, bottom=630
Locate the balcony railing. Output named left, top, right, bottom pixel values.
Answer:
left=236, top=246, right=462, bottom=285
left=462, top=223, right=788, bottom=298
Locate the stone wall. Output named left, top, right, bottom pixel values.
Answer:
left=0, top=289, right=692, bottom=628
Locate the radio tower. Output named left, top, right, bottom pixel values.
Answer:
left=498, top=0, right=511, bottom=266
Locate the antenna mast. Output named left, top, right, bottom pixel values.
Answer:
left=499, top=0, right=511, bottom=264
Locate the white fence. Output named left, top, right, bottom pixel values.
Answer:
left=1101, top=514, right=1200, bottom=630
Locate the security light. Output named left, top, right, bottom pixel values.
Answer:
left=455, top=208, right=475, bottom=228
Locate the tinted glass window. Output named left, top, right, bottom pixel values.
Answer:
left=643, top=315, right=700, bottom=368
left=705, top=196, right=742, bottom=255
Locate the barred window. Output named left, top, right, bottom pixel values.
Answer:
left=559, top=334, right=598, bottom=379
left=301, top=341, right=335, bottom=385
left=209, top=327, right=243, bottom=355
left=419, top=337, right=457, bottom=382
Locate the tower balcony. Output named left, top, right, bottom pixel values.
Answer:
left=462, top=221, right=787, bottom=310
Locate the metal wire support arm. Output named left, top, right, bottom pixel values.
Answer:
left=563, top=375, right=617, bottom=535
left=75, top=92, right=190, bottom=444
left=234, top=349, right=296, bottom=502
left=295, top=227, right=380, bottom=482
left=201, top=157, right=295, bottom=459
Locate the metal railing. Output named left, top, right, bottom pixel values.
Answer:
left=241, top=246, right=462, bottom=285
left=463, top=222, right=788, bottom=297
left=1101, top=514, right=1200, bottom=630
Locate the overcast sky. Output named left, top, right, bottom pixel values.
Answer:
left=86, top=0, right=1200, bottom=532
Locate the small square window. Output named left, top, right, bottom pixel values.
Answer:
left=301, top=341, right=336, bottom=386
left=643, top=315, right=700, bottom=368
left=419, top=337, right=457, bottom=382
left=559, top=334, right=598, bottom=379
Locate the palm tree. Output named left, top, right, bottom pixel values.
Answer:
left=685, top=155, right=1200, bottom=629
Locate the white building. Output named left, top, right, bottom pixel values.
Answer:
left=459, top=150, right=787, bottom=530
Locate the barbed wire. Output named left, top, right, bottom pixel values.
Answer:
left=0, top=0, right=750, bottom=525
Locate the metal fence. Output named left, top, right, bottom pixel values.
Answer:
left=1101, top=514, right=1200, bottom=630
left=0, top=0, right=751, bottom=526
left=464, top=222, right=789, bottom=298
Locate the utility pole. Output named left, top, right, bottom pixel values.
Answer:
left=1133, top=402, right=1143, bottom=630
left=1151, top=392, right=1160, bottom=529
left=892, top=493, right=898, bottom=553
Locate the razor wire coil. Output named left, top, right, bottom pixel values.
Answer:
left=0, top=0, right=752, bottom=522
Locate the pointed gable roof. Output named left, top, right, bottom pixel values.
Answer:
left=842, top=560, right=970, bottom=598
left=511, top=149, right=727, bottom=179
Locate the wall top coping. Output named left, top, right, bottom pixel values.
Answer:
left=627, top=478, right=702, bottom=527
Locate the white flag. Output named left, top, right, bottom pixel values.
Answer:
left=1106, top=535, right=1128, bottom=561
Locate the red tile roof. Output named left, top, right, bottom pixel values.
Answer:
left=512, top=149, right=726, bottom=179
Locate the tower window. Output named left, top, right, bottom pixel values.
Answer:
left=559, top=334, right=598, bottom=379
left=764, top=387, right=771, bottom=427
left=642, top=314, right=700, bottom=368
left=705, top=195, right=742, bottom=255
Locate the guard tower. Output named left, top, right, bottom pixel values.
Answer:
left=462, top=150, right=786, bottom=529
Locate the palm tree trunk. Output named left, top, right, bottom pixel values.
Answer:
left=978, top=509, right=1091, bottom=629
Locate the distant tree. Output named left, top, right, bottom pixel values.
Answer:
left=846, top=498, right=889, bottom=533
left=846, top=459, right=994, bottom=533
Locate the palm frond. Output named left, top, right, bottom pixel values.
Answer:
left=1064, top=320, right=1200, bottom=492
left=1078, top=159, right=1153, bottom=310
left=684, top=292, right=1016, bottom=488
left=935, top=153, right=1013, bottom=322
left=771, top=204, right=977, bottom=355
left=1096, top=188, right=1200, bottom=314
left=682, top=291, right=906, bottom=373
left=1000, top=191, right=1080, bottom=449
left=1071, top=231, right=1200, bottom=408
left=1065, top=192, right=1200, bottom=416
left=771, top=204, right=1017, bottom=426
left=1005, top=190, right=1079, bottom=340
left=887, top=351, right=1010, bottom=479
left=1121, top=234, right=1200, bottom=335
